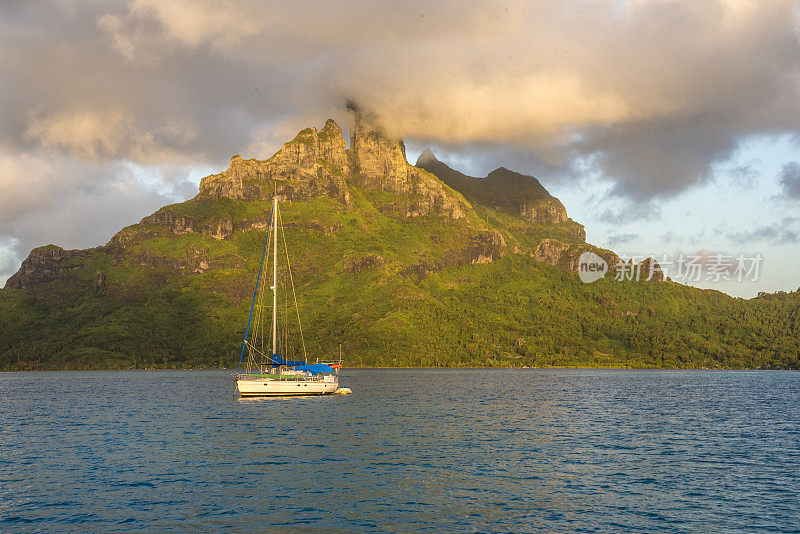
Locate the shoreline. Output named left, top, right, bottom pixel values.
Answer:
left=2, top=366, right=798, bottom=372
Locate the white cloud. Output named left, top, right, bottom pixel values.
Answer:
left=25, top=109, right=133, bottom=159
left=0, top=146, right=201, bottom=283
left=3, top=0, right=796, bottom=198
left=97, top=0, right=266, bottom=61
left=24, top=108, right=201, bottom=164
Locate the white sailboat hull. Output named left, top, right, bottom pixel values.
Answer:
left=236, top=378, right=339, bottom=397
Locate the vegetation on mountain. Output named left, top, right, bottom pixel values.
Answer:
left=1, top=115, right=798, bottom=370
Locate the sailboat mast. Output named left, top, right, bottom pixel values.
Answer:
left=272, top=196, right=278, bottom=359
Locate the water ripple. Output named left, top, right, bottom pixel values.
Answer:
left=0, top=369, right=798, bottom=533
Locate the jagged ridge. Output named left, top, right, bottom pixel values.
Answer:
left=416, top=149, right=571, bottom=225
left=8, top=115, right=623, bottom=291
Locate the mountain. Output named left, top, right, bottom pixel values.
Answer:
left=1, top=113, right=799, bottom=370
left=416, top=149, right=569, bottom=225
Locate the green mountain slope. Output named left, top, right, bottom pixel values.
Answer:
left=1, top=116, right=799, bottom=370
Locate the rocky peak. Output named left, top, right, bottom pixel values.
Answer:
left=350, top=117, right=409, bottom=190
left=268, top=127, right=327, bottom=172
left=416, top=148, right=438, bottom=166
left=196, top=111, right=468, bottom=219
left=198, top=120, right=350, bottom=204
left=4, top=244, right=94, bottom=290
left=318, top=119, right=348, bottom=170
left=7, top=245, right=65, bottom=287
left=416, top=150, right=568, bottom=225
left=636, top=257, right=665, bottom=282
left=344, top=108, right=467, bottom=219
left=531, top=239, right=618, bottom=273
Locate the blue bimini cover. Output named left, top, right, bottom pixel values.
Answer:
left=271, top=354, right=305, bottom=367
left=293, top=364, right=334, bottom=375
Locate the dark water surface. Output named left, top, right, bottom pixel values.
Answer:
left=1, top=369, right=798, bottom=533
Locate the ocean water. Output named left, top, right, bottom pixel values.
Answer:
left=0, top=369, right=798, bottom=533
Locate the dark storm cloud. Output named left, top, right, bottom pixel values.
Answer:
left=779, top=162, right=800, bottom=199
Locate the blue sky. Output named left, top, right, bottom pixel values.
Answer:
left=551, top=134, right=800, bottom=297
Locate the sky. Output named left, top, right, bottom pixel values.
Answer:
left=1, top=0, right=799, bottom=297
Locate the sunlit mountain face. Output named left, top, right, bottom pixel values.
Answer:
left=2, top=116, right=799, bottom=371
left=1, top=1, right=800, bottom=369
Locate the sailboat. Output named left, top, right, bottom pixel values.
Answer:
left=235, top=196, right=340, bottom=397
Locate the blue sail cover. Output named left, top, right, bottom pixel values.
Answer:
left=293, top=364, right=334, bottom=375
left=271, top=354, right=305, bottom=367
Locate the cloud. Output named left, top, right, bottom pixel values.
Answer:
left=97, top=0, right=264, bottom=61
left=25, top=109, right=200, bottom=164
left=721, top=160, right=760, bottom=188
left=727, top=217, right=800, bottom=245
left=0, top=237, right=20, bottom=282
left=600, top=200, right=661, bottom=225
left=25, top=110, right=130, bottom=159
left=606, top=232, right=640, bottom=247
left=3, top=1, right=799, bottom=194
left=779, top=162, right=800, bottom=199
left=338, top=1, right=800, bottom=199
left=661, top=229, right=709, bottom=246
left=0, top=147, right=197, bottom=285
left=0, top=149, right=67, bottom=223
